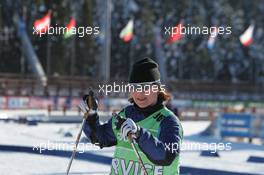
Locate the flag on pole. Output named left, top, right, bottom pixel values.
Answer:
left=33, top=11, right=51, bottom=34
left=119, top=19, right=133, bottom=42
left=167, top=22, right=184, bottom=44
left=64, top=18, right=76, bottom=39
left=207, top=27, right=218, bottom=49
left=240, top=25, right=254, bottom=47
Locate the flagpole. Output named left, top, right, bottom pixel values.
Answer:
left=70, top=2, right=77, bottom=77
left=154, top=19, right=167, bottom=84
left=105, top=0, right=111, bottom=81
left=46, top=34, right=51, bottom=76
left=128, top=17, right=134, bottom=74
left=70, top=32, right=76, bottom=76
left=46, top=10, right=52, bottom=77
left=100, top=0, right=111, bottom=81
left=129, top=36, right=133, bottom=73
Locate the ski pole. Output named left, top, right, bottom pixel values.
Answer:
left=128, top=134, right=149, bottom=175
left=66, top=118, right=86, bottom=175
left=66, top=93, right=93, bottom=175
left=113, top=113, right=148, bottom=175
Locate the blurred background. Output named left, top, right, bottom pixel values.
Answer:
left=0, top=0, right=264, bottom=175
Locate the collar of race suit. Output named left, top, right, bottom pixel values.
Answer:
left=134, top=97, right=164, bottom=117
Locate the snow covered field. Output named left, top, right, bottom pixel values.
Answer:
left=0, top=152, right=110, bottom=175
left=0, top=110, right=264, bottom=175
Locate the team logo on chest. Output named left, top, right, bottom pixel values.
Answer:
left=153, top=113, right=165, bottom=122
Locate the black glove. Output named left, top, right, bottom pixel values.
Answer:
left=80, top=91, right=99, bottom=144
left=82, top=90, right=98, bottom=111
left=79, top=91, right=98, bottom=128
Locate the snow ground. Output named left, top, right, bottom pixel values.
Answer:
left=0, top=110, right=264, bottom=175
left=0, top=152, right=110, bottom=175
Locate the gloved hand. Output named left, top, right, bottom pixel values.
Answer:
left=120, top=118, right=140, bottom=140
left=79, top=91, right=99, bottom=144
left=79, top=90, right=98, bottom=115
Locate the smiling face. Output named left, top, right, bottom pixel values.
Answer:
left=131, top=85, right=159, bottom=108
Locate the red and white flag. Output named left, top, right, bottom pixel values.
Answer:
left=240, top=25, right=254, bottom=47
left=167, top=22, right=184, bottom=44
left=33, top=11, right=51, bottom=34
left=64, top=18, right=76, bottom=39
left=119, top=19, right=134, bottom=42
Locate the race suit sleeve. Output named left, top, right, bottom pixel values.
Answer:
left=135, top=115, right=183, bottom=166
left=83, top=113, right=117, bottom=148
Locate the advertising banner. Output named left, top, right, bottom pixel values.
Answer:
left=220, top=113, right=253, bottom=138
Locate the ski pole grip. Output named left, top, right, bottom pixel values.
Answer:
left=112, top=112, right=126, bottom=130
left=87, top=90, right=93, bottom=109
